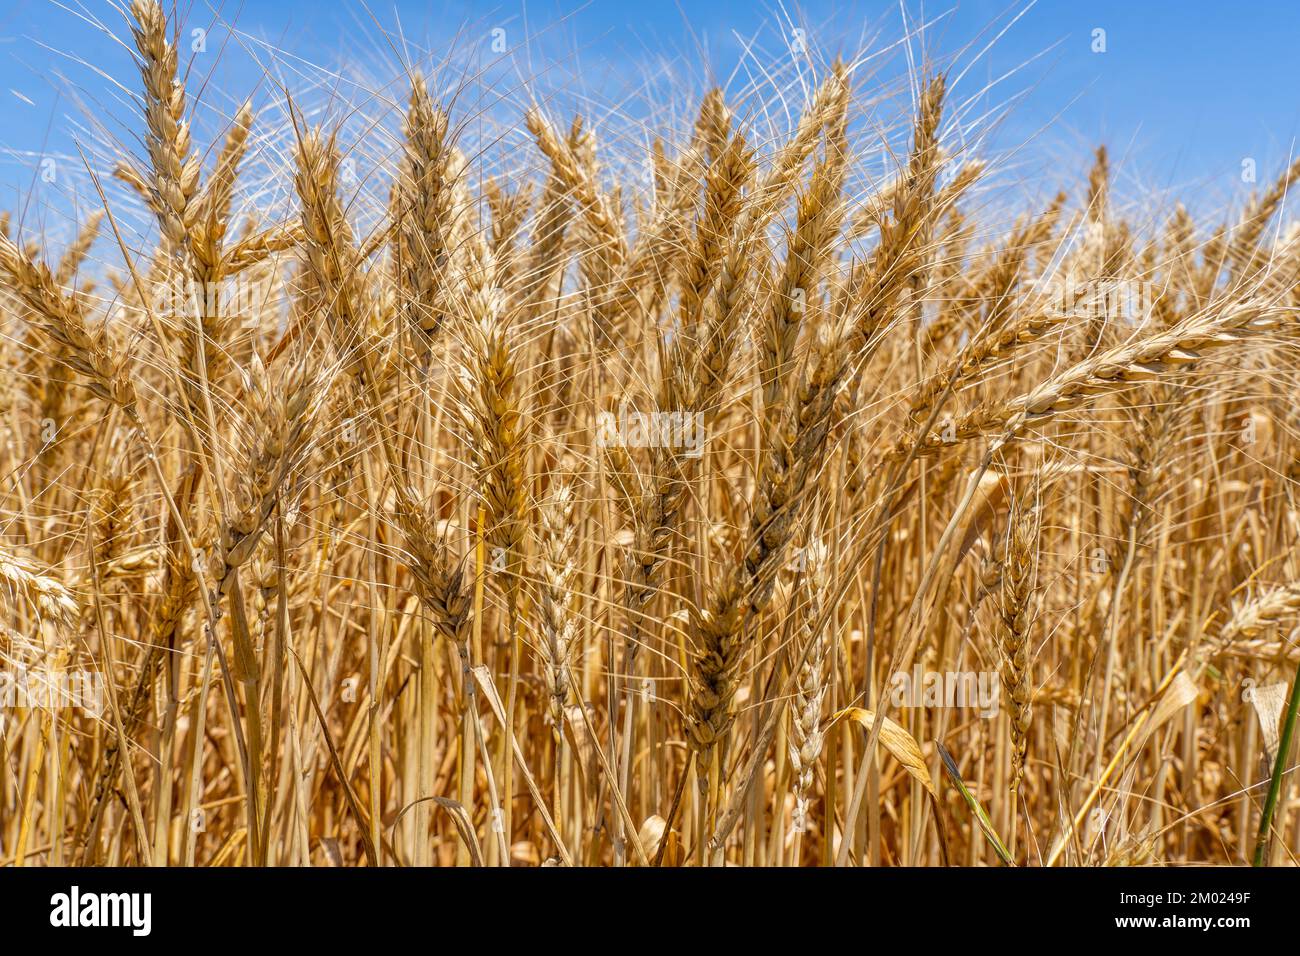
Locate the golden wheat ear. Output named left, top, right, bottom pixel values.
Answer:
left=0, top=233, right=138, bottom=413
left=0, top=541, right=78, bottom=631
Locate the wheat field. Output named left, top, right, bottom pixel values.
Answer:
left=2, top=0, right=1299, bottom=868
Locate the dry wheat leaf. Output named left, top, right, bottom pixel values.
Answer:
left=1137, top=670, right=1199, bottom=750
left=830, top=706, right=937, bottom=797
left=638, top=815, right=667, bottom=858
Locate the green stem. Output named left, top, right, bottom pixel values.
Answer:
left=1253, top=655, right=1300, bottom=866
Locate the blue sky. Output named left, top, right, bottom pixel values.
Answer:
left=1, top=1, right=1298, bottom=237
